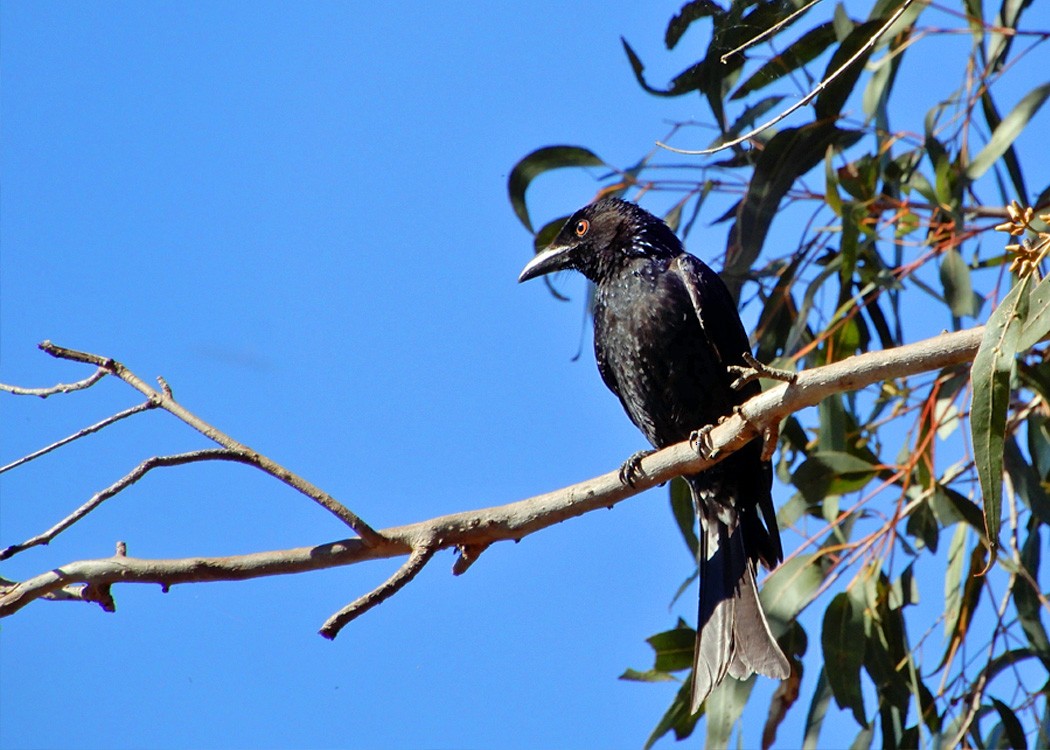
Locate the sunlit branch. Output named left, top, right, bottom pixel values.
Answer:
left=1, top=326, right=986, bottom=627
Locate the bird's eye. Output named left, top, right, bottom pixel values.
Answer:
left=575, top=219, right=590, bottom=237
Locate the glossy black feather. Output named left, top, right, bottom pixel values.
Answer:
left=518, top=197, right=789, bottom=711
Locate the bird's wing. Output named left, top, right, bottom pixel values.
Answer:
left=669, top=253, right=753, bottom=374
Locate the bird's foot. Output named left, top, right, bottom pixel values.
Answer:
left=618, top=449, right=655, bottom=488
left=729, top=404, right=782, bottom=462
left=689, top=421, right=723, bottom=461
left=727, top=352, right=797, bottom=391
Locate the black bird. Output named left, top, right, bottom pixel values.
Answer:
left=518, top=197, right=789, bottom=711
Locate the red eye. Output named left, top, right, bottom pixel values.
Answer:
left=575, top=219, right=590, bottom=237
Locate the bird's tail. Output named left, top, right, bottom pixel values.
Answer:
left=689, top=479, right=790, bottom=713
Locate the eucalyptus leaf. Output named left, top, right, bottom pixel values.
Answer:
left=971, top=276, right=1029, bottom=548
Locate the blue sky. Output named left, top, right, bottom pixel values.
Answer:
left=2, top=2, right=1049, bottom=748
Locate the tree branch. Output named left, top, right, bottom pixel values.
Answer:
left=0, top=326, right=986, bottom=629
left=0, top=449, right=253, bottom=560
left=0, top=366, right=108, bottom=397
left=35, top=341, right=385, bottom=545
left=0, top=400, right=155, bottom=475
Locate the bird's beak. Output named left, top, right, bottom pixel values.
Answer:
left=518, top=243, right=575, bottom=283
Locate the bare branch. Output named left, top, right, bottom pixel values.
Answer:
left=0, top=326, right=986, bottom=623
left=319, top=542, right=438, bottom=639
left=36, top=340, right=385, bottom=546
left=0, top=449, right=251, bottom=560
left=0, top=400, right=155, bottom=475
left=657, top=0, right=916, bottom=156
left=0, top=366, right=108, bottom=397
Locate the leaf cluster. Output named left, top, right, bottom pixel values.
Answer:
left=510, top=1, right=1050, bottom=747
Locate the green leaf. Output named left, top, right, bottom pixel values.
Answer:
left=989, top=698, right=1028, bottom=750
left=1015, top=522, right=1050, bottom=659
left=971, top=276, right=1030, bottom=549
left=507, top=146, right=605, bottom=232
left=943, top=524, right=969, bottom=639
left=619, top=668, right=676, bottom=683
left=705, top=673, right=754, bottom=749
left=802, top=668, right=833, bottom=750
left=761, top=554, right=827, bottom=636
left=647, top=621, right=696, bottom=673
left=1017, top=271, right=1050, bottom=351
left=1003, top=436, right=1050, bottom=527
left=665, top=0, right=722, bottom=50
left=669, top=477, right=699, bottom=559
left=732, top=23, right=838, bottom=100
left=643, top=679, right=701, bottom=749
left=822, top=593, right=868, bottom=727
left=791, top=451, right=878, bottom=505
left=938, top=540, right=987, bottom=671
left=814, top=18, right=887, bottom=121
left=726, top=124, right=862, bottom=299
left=965, top=83, right=1050, bottom=182
left=940, top=247, right=978, bottom=318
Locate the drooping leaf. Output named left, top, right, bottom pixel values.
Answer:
left=971, top=276, right=1030, bottom=549
left=940, top=247, right=979, bottom=318
left=791, top=450, right=878, bottom=506
left=987, top=0, right=1035, bottom=71
left=814, top=18, right=891, bottom=121
left=705, top=672, right=755, bottom=749
left=725, top=124, right=862, bottom=299
left=1003, top=436, right=1050, bottom=527
left=937, top=541, right=987, bottom=671
left=1014, top=522, right=1050, bottom=660
left=647, top=621, right=697, bottom=673
left=762, top=626, right=804, bottom=750
left=665, top=0, right=722, bottom=50
left=989, top=697, right=1028, bottom=750
left=507, top=146, right=605, bottom=232
left=1017, top=271, right=1050, bottom=351
left=621, top=37, right=705, bottom=99
left=943, top=524, right=969, bottom=639
left=619, top=668, right=677, bottom=683
left=965, top=83, right=1050, bottom=182
left=731, top=23, right=838, bottom=100
left=761, top=554, right=828, bottom=636
left=669, top=476, right=699, bottom=559
left=822, top=593, right=868, bottom=727
left=979, top=88, right=1029, bottom=200
left=643, top=679, right=701, bottom=750
left=802, top=668, right=833, bottom=750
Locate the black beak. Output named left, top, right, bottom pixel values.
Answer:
left=518, top=243, right=576, bottom=283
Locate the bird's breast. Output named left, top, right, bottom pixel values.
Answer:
left=593, top=270, right=731, bottom=448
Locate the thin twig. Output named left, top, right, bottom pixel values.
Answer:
left=657, top=0, right=916, bottom=156
left=719, top=0, right=825, bottom=63
left=0, top=449, right=250, bottom=560
left=945, top=572, right=1015, bottom=748
left=319, top=541, right=438, bottom=639
left=0, top=366, right=108, bottom=397
left=36, top=340, right=385, bottom=546
left=0, top=400, right=155, bottom=474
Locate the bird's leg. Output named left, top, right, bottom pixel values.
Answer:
left=618, top=449, right=655, bottom=488
left=727, top=352, right=797, bottom=392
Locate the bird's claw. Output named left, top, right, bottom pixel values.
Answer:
left=728, top=352, right=798, bottom=391
left=618, top=449, right=655, bottom=488
left=689, top=423, right=720, bottom=460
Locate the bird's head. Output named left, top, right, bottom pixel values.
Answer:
left=517, top=198, right=681, bottom=285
